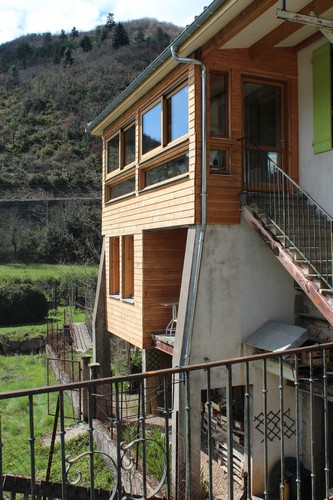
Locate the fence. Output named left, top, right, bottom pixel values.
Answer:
left=0, top=341, right=332, bottom=499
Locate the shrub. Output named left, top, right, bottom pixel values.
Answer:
left=0, top=282, right=48, bottom=325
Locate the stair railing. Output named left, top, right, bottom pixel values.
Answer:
left=241, top=137, right=333, bottom=290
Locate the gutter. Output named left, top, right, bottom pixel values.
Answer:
left=85, top=0, right=227, bottom=135
left=170, top=46, right=207, bottom=367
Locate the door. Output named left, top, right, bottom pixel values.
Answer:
left=243, top=80, right=285, bottom=186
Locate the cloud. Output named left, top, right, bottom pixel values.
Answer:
left=0, top=0, right=207, bottom=44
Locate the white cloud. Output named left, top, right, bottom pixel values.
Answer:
left=0, top=0, right=208, bottom=44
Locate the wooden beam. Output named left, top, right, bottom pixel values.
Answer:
left=294, top=30, right=322, bottom=51
left=249, top=0, right=333, bottom=59
left=242, top=207, right=333, bottom=326
left=154, top=339, right=174, bottom=356
left=202, top=0, right=277, bottom=57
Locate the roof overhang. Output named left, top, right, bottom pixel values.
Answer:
left=86, top=0, right=333, bottom=136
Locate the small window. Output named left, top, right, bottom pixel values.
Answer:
left=107, top=135, right=120, bottom=173
left=122, top=235, right=134, bottom=299
left=108, top=176, right=135, bottom=201
left=109, top=237, right=120, bottom=295
left=142, top=102, right=162, bottom=155
left=106, top=122, right=136, bottom=174
left=167, top=85, right=189, bottom=142
left=145, top=154, right=189, bottom=187
left=210, top=149, right=227, bottom=174
left=124, top=124, right=135, bottom=165
left=210, top=73, right=228, bottom=137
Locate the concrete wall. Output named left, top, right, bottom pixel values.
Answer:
left=298, top=40, right=333, bottom=216
left=181, top=221, right=295, bottom=382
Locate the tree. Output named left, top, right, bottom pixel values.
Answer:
left=71, top=27, right=79, bottom=39
left=59, top=29, right=68, bottom=40
left=105, top=13, right=115, bottom=32
left=63, top=47, right=74, bottom=67
left=80, top=35, right=93, bottom=52
left=112, top=23, right=129, bottom=49
left=135, top=28, right=145, bottom=45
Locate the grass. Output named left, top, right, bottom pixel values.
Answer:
left=0, top=307, right=87, bottom=342
left=0, top=355, right=113, bottom=490
left=0, top=263, right=98, bottom=281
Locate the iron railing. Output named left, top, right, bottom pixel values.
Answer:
left=242, top=138, right=333, bottom=289
left=0, top=342, right=333, bottom=498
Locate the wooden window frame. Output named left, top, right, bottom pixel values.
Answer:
left=106, top=120, right=136, bottom=179
left=140, top=80, right=189, bottom=161
left=209, top=141, right=232, bottom=175
left=209, top=71, right=230, bottom=139
left=122, top=235, right=134, bottom=300
left=109, top=237, right=120, bottom=296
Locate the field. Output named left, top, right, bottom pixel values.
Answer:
left=0, top=263, right=98, bottom=280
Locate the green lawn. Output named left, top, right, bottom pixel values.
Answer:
left=0, top=263, right=98, bottom=281
left=0, top=355, right=113, bottom=490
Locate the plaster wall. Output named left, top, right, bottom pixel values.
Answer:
left=298, top=40, right=333, bottom=216
left=186, top=221, right=295, bottom=383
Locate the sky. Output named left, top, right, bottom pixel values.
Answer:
left=0, top=0, right=211, bottom=45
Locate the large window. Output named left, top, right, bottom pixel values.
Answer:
left=108, top=176, right=135, bottom=201
left=313, top=42, right=333, bottom=154
left=210, top=72, right=228, bottom=137
left=144, top=154, right=189, bottom=187
left=107, top=122, right=136, bottom=173
left=109, top=237, right=120, bottom=295
left=142, top=103, right=162, bottom=155
left=141, top=83, right=188, bottom=156
left=122, top=235, right=134, bottom=300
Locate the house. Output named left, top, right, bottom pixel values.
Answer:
left=87, top=0, right=333, bottom=495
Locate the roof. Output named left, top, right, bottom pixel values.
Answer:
left=86, top=0, right=333, bottom=136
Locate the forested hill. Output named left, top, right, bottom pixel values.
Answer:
left=0, top=17, right=182, bottom=200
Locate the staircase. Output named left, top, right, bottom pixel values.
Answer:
left=241, top=139, right=333, bottom=326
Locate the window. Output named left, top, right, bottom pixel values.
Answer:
left=141, top=83, right=188, bottom=156
left=108, top=176, right=135, bottom=201
left=109, top=237, right=120, bottom=295
left=144, top=153, right=189, bottom=187
left=142, top=102, right=162, bottom=155
left=167, top=85, right=189, bottom=142
left=122, top=235, right=134, bottom=300
left=210, top=72, right=228, bottom=137
left=210, top=150, right=227, bottom=174
left=106, top=122, right=136, bottom=174
left=313, top=42, right=332, bottom=154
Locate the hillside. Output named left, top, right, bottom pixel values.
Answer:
left=0, top=17, right=182, bottom=264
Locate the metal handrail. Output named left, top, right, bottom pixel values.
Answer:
left=241, top=137, right=333, bottom=289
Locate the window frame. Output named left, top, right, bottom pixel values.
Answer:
left=140, top=80, right=189, bottom=161
left=122, top=235, right=134, bottom=301
left=109, top=237, right=120, bottom=297
left=106, top=120, right=136, bottom=178
left=209, top=71, right=229, bottom=139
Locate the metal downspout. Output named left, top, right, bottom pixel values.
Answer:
left=170, top=46, right=207, bottom=367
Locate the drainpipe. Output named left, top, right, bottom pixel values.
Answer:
left=170, top=46, right=207, bottom=367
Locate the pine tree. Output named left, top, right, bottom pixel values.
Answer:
left=63, top=47, right=74, bottom=67
left=80, top=35, right=93, bottom=52
left=59, top=29, right=67, bottom=40
left=112, top=23, right=129, bottom=49
left=71, top=27, right=79, bottom=39
left=105, top=13, right=115, bottom=32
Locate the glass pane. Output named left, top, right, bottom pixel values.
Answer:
left=210, top=73, right=227, bottom=137
left=145, top=154, right=189, bottom=187
left=110, top=177, right=135, bottom=199
left=168, top=85, right=188, bottom=142
left=142, top=103, right=162, bottom=154
left=124, top=124, right=135, bottom=166
left=244, top=82, right=281, bottom=147
left=210, top=150, right=227, bottom=174
left=107, top=135, right=119, bottom=173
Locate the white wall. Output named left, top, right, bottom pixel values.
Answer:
left=298, top=39, right=333, bottom=216
left=186, top=221, right=295, bottom=381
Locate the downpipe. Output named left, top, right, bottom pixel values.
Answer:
left=170, top=45, right=207, bottom=368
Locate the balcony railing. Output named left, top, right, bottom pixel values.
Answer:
left=242, top=138, right=333, bottom=290
left=0, top=342, right=333, bottom=499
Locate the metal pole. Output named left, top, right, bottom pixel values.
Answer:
left=185, top=372, right=192, bottom=499
left=309, top=352, right=316, bottom=498
left=28, top=395, right=36, bottom=500
left=140, top=379, right=147, bottom=499
left=245, top=361, right=251, bottom=500
left=163, top=375, right=171, bottom=499
left=279, top=358, right=285, bottom=500
left=205, top=368, right=213, bottom=500
left=294, top=354, right=301, bottom=499
left=323, top=349, right=330, bottom=497
left=263, top=359, right=268, bottom=500
left=226, top=364, right=234, bottom=500
left=87, top=386, right=94, bottom=500
left=59, top=391, right=67, bottom=500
